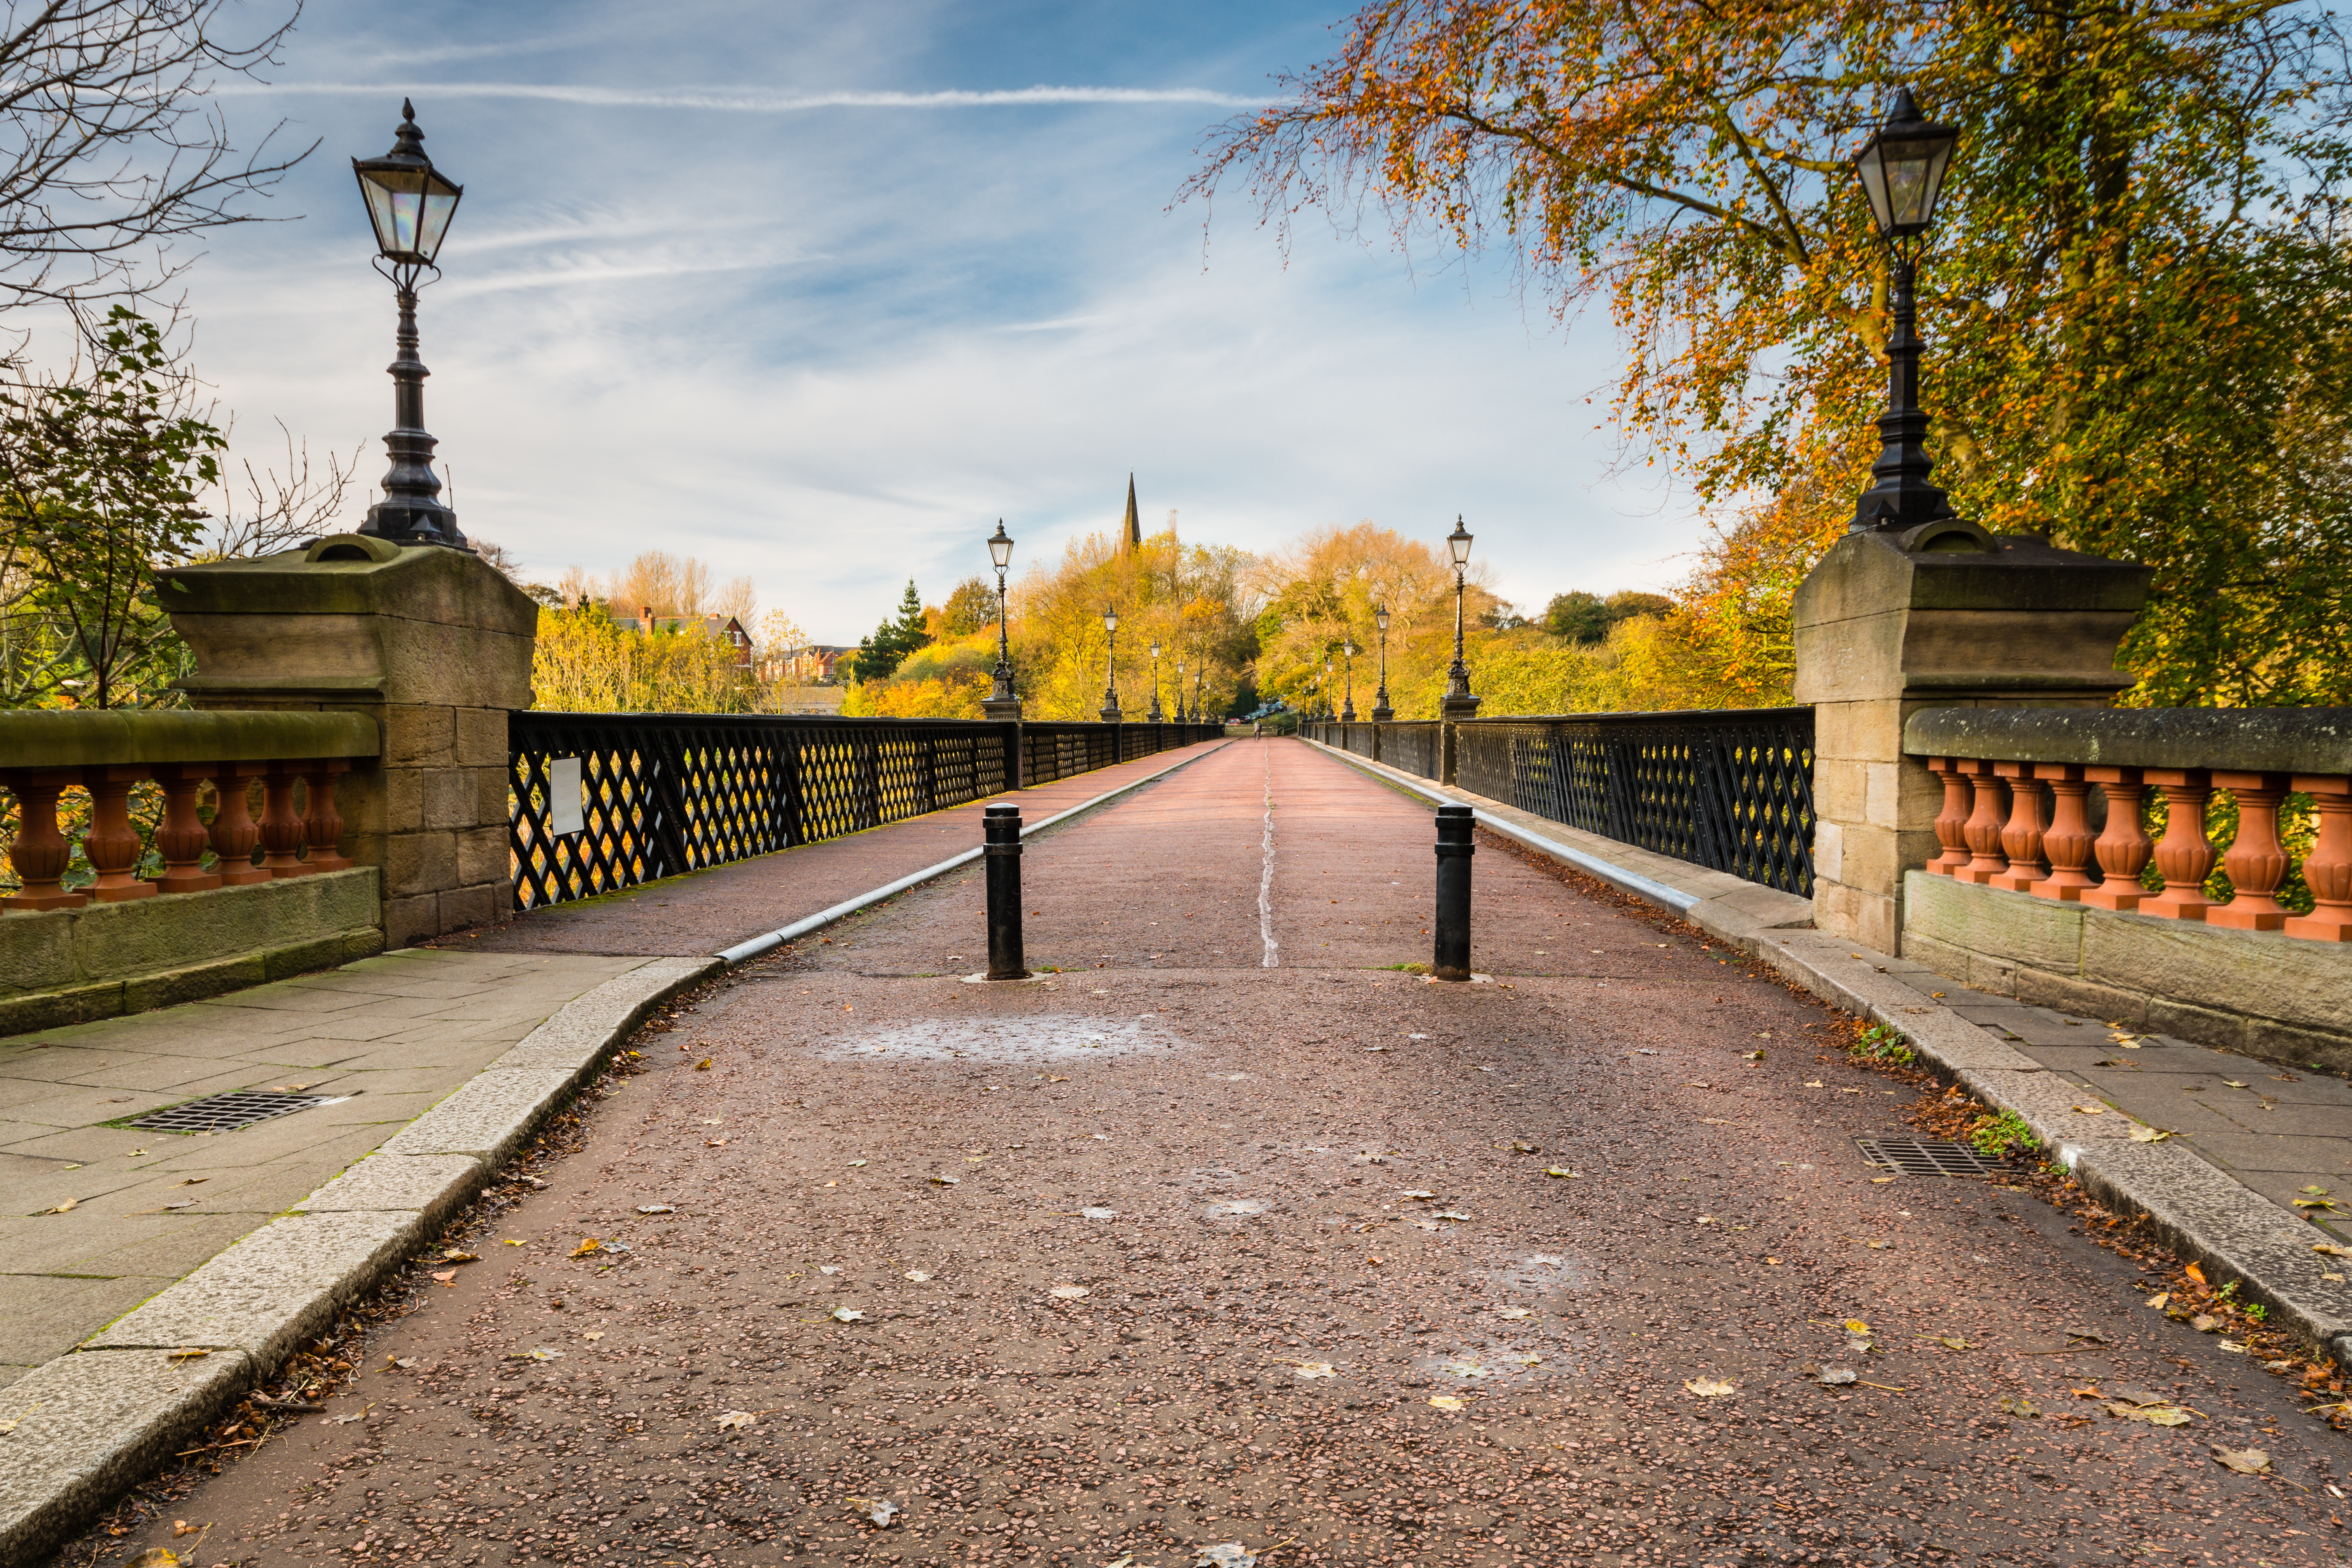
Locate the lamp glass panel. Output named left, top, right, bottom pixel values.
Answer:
left=1448, top=531, right=1473, bottom=566
left=989, top=533, right=1013, bottom=568
left=1887, top=150, right=1931, bottom=227
left=1856, top=152, right=1893, bottom=234
left=417, top=181, right=460, bottom=261
left=1104, top=609, right=1118, bottom=632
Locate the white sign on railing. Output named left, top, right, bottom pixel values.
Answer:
left=548, top=757, right=584, bottom=837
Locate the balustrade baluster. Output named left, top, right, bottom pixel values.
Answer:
left=2026, top=763, right=2097, bottom=900
left=2207, top=771, right=2291, bottom=931
left=152, top=765, right=224, bottom=895
left=259, top=764, right=316, bottom=877
left=1925, top=757, right=1969, bottom=875
left=208, top=762, right=272, bottom=885
left=2080, top=766, right=2149, bottom=912
left=1990, top=761, right=2047, bottom=891
left=302, top=761, right=355, bottom=872
left=2140, top=768, right=2216, bottom=920
left=2286, top=774, right=2352, bottom=941
left=1955, top=758, right=2009, bottom=883
left=1, top=770, right=90, bottom=909
left=82, top=766, right=157, bottom=902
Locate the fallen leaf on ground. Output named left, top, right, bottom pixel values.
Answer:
left=581, top=1332, right=603, bottom=1342
left=2190, top=1314, right=2223, bottom=1332
left=1819, top=1368, right=1857, bottom=1386
left=636, top=1204, right=674, bottom=1215
left=2110, top=1401, right=2194, bottom=1426
left=1434, top=1210, right=1472, bottom=1221
left=2065, top=1327, right=2109, bottom=1344
left=1543, top=1168, right=1580, bottom=1179
left=390, top=1356, right=419, bottom=1368
left=1428, top=1395, right=1466, bottom=1410
left=847, top=1160, right=867, bottom=1167
left=832, top=1308, right=866, bottom=1322
left=2069, top=1386, right=2102, bottom=1398
left=2129, top=1124, right=2171, bottom=1142
left=1940, top=1337, right=1971, bottom=1350
left=429, top=1270, right=456, bottom=1285
left=2218, top=1339, right=2249, bottom=1353
left=694, top=1058, right=712, bottom=1070
left=1441, top=1360, right=1490, bottom=1379
left=931, top=1174, right=959, bottom=1186
left=501, top=1239, right=525, bottom=1246
left=819, top=1266, right=842, bottom=1275
left=440, top=1250, right=479, bottom=1264
left=2305, top=1185, right=2333, bottom=1196
left=1196, top=1546, right=1256, bottom=1568
left=1996, top=1396, right=2039, bottom=1418
left=1082, top=1207, right=1118, bottom=1219
left=324, top=1403, right=372, bottom=1425
left=1401, top=1190, right=1436, bottom=1200
left=1741, top=1050, right=1764, bottom=1061
left=2212, top=1446, right=2273, bottom=1475
left=904, top=1270, right=931, bottom=1282
left=32, top=1199, right=75, bottom=1215
left=2223, top=1080, right=2249, bottom=1088
left=1870, top=1177, right=1896, bottom=1185
left=2145, top=1293, right=2171, bottom=1309
left=1292, top=1362, right=1337, bottom=1380
left=124, top=1551, right=178, bottom=1568
left=1049, top=1285, right=1090, bottom=1300
left=178, top=1177, right=207, bottom=1186
left=167, top=1348, right=208, bottom=1361
left=846, top=1496, right=901, bottom=1526
left=716, top=1411, right=757, bottom=1430
left=2186, top=1263, right=2208, bottom=1285
left=2314, top=1244, right=2352, bottom=1258
left=1805, top=1080, right=1824, bottom=1089
left=570, top=1239, right=605, bottom=1258
left=2072, top=1104, right=2107, bottom=1115
left=1684, top=1378, right=1736, bottom=1398
left=172, top=1520, right=200, bottom=1537
left=1494, top=1306, right=1533, bottom=1319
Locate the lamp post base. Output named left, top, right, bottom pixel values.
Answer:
left=1370, top=704, right=1393, bottom=721
left=1439, top=694, right=1482, bottom=720
left=980, top=696, right=1023, bottom=721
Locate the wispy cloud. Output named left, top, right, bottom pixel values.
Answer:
left=215, top=81, right=1272, bottom=111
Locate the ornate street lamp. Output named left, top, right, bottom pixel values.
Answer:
left=982, top=520, right=1019, bottom=718
left=353, top=100, right=468, bottom=549
left=1148, top=639, right=1164, bottom=721
left=1371, top=604, right=1394, bottom=721
left=1175, top=655, right=1187, bottom=723
left=1341, top=642, right=1357, bottom=722
left=1099, top=605, right=1122, bottom=722
left=1850, top=87, right=1961, bottom=533
left=1194, top=660, right=1206, bottom=722
left=1439, top=517, right=1480, bottom=718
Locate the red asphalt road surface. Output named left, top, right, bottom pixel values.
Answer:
left=103, top=739, right=2344, bottom=1568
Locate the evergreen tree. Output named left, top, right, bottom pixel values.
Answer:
left=846, top=580, right=932, bottom=683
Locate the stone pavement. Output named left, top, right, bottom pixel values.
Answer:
left=86, top=735, right=2343, bottom=1568
left=0, top=949, right=656, bottom=1385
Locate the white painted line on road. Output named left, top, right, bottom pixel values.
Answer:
left=1258, top=736, right=1280, bottom=969
left=716, top=740, right=1235, bottom=965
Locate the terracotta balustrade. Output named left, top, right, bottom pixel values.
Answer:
left=0, top=711, right=376, bottom=912
left=1902, top=707, right=2349, bottom=944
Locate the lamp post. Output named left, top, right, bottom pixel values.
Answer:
left=982, top=520, right=1020, bottom=719
left=1850, top=87, right=1961, bottom=534
left=1148, top=639, right=1164, bottom=722
left=1194, top=661, right=1206, bottom=723
left=1371, top=604, right=1393, bottom=721
left=1341, top=642, right=1357, bottom=721
left=1099, top=605, right=1122, bottom=722
left=1439, top=517, right=1480, bottom=719
left=352, top=100, right=468, bottom=549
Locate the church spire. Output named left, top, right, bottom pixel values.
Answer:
left=1122, top=473, right=1142, bottom=550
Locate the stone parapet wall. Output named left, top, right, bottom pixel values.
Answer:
left=0, top=869, right=385, bottom=1035
left=1901, top=870, right=2352, bottom=1073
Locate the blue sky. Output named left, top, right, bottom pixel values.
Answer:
left=183, top=0, right=1709, bottom=642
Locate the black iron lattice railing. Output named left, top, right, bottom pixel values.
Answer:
left=511, top=714, right=1222, bottom=911
left=1305, top=709, right=1815, bottom=895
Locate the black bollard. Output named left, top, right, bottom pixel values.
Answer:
left=984, top=802, right=1029, bottom=980
left=1432, top=804, right=1474, bottom=981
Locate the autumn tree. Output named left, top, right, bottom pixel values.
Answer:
left=1188, top=0, right=2352, bottom=706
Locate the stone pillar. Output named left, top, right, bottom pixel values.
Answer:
left=159, top=533, right=538, bottom=948
left=1791, top=519, right=2151, bottom=952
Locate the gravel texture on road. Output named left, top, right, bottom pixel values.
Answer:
left=88, top=740, right=2347, bottom=1568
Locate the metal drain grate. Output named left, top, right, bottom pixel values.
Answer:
left=1857, top=1135, right=2004, bottom=1177
left=129, top=1091, right=334, bottom=1134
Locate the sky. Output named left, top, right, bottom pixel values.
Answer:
left=174, top=0, right=1714, bottom=644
